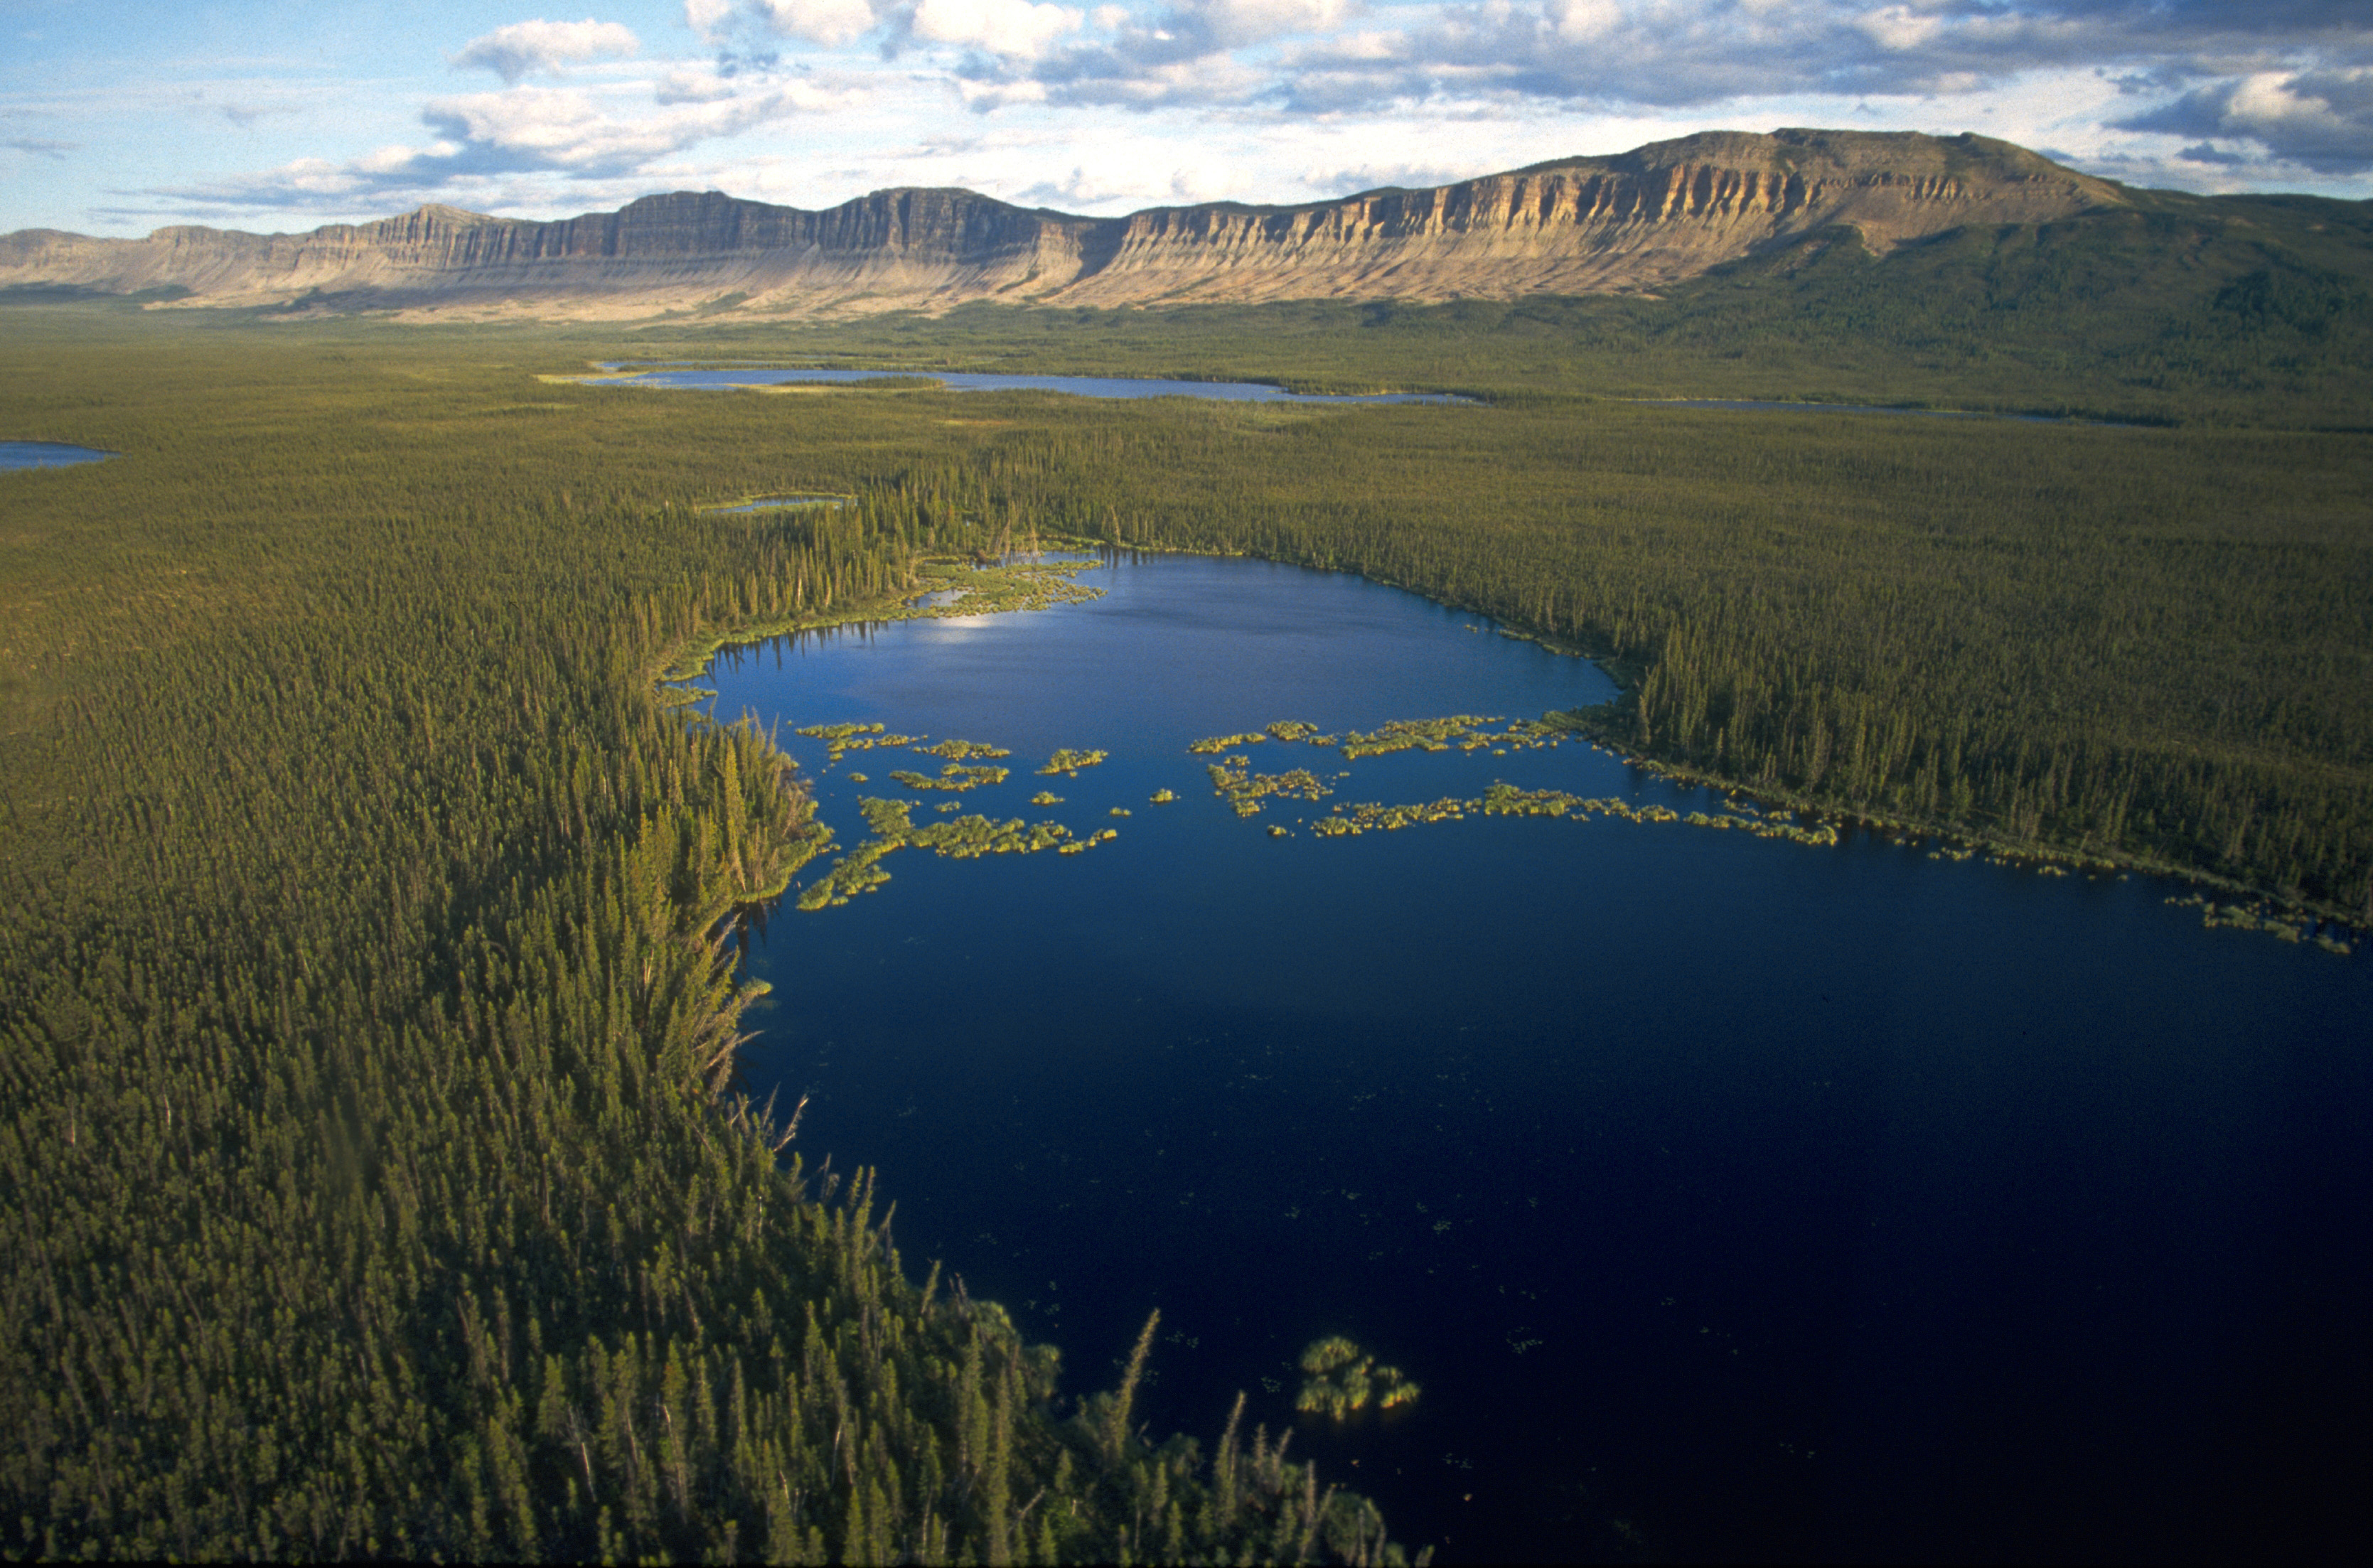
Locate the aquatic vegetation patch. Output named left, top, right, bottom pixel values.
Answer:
left=2166, top=893, right=2355, bottom=955
left=794, top=795, right=1078, bottom=908
left=793, top=721, right=926, bottom=763
left=886, top=763, right=1011, bottom=792
left=1310, top=797, right=1475, bottom=834
left=1336, top=714, right=1570, bottom=760
left=900, top=555, right=1105, bottom=620
left=911, top=737, right=1012, bottom=760
left=1150, top=788, right=1178, bottom=804
left=1195, top=714, right=1567, bottom=761
left=1206, top=756, right=1334, bottom=818
left=1038, top=748, right=1108, bottom=778
left=1300, top=782, right=1843, bottom=847
left=1295, top=1336, right=1419, bottom=1418
left=1030, top=790, right=1064, bottom=806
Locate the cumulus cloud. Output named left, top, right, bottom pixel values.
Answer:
left=2116, top=67, right=2373, bottom=173
left=692, top=0, right=889, bottom=48
left=978, top=0, right=2373, bottom=134
left=451, top=18, right=643, bottom=84
left=162, top=71, right=836, bottom=213
left=913, top=0, right=1086, bottom=59
left=131, top=0, right=2373, bottom=230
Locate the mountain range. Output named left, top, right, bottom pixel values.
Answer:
left=1, top=129, right=2144, bottom=320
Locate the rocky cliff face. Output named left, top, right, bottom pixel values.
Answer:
left=0, top=129, right=2125, bottom=319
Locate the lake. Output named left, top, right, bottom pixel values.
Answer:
left=707, top=553, right=2370, bottom=1563
left=591, top=364, right=1470, bottom=404
left=1, top=440, right=116, bottom=470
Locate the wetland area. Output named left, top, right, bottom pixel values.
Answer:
left=706, top=552, right=2372, bottom=1563
left=589, top=364, right=1472, bottom=403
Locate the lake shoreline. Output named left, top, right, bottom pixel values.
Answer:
left=653, top=535, right=2363, bottom=950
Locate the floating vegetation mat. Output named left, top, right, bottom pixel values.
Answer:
left=794, top=721, right=924, bottom=764
left=795, top=796, right=1094, bottom=910
left=911, top=737, right=1011, bottom=761
left=1305, top=783, right=1841, bottom=844
left=1295, top=1336, right=1418, bottom=1419
left=2167, top=893, right=2355, bottom=954
left=1205, top=756, right=1333, bottom=818
left=901, top=556, right=1104, bottom=620
left=1039, top=748, right=1108, bottom=778
left=1189, top=714, right=1568, bottom=761
left=886, top=763, right=1010, bottom=792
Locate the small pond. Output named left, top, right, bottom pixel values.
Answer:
left=1, top=440, right=117, bottom=470
left=705, top=494, right=847, bottom=515
left=708, top=553, right=2369, bottom=1563
left=590, top=363, right=1471, bottom=404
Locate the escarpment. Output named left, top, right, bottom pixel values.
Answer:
left=0, top=129, right=2126, bottom=318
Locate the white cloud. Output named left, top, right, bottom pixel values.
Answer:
left=451, top=18, right=642, bottom=85
left=84, top=0, right=2373, bottom=237
left=692, top=0, right=887, bottom=47
left=914, top=0, right=1087, bottom=58
left=1549, top=0, right=1619, bottom=45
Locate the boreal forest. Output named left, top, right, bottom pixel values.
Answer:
left=3, top=176, right=2369, bottom=1559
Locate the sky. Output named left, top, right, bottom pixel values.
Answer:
left=3, top=1, right=2369, bottom=236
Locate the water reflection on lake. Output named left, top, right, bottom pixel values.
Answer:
left=1, top=440, right=117, bottom=470
left=591, top=364, right=1472, bottom=404
left=709, top=552, right=2369, bottom=1564
left=705, top=494, right=846, bottom=514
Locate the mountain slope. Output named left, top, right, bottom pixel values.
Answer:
left=0, top=129, right=2128, bottom=319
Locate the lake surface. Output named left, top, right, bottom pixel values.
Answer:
left=593, top=364, right=1470, bottom=404
left=705, top=494, right=845, bottom=514
left=1, top=440, right=116, bottom=470
left=709, top=554, right=2371, bottom=1564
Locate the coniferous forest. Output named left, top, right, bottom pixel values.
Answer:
left=2, top=188, right=2369, bottom=1561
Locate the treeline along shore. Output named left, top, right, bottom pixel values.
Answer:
left=2, top=243, right=2367, bottom=1558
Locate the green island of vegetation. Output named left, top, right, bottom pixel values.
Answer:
left=796, top=797, right=1083, bottom=908
left=1207, top=756, right=1335, bottom=817
left=1038, top=748, right=1109, bottom=778
left=1295, top=1338, right=1420, bottom=1419
left=1303, top=780, right=1844, bottom=847
left=912, top=737, right=1013, bottom=760
left=6, top=184, right=2370, bottom=1554
left=886, top=761, right=1012, bottom=791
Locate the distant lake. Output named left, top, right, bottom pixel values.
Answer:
left=591, top=364, right=1471, bottom=404
left=710, top=554, right=2370, bottom=1564
left=1, top=440, right=116, bottom=470
left=706, top=494, right=846, bottom=515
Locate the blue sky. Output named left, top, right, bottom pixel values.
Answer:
left=4, top=1, right=2369, bottom=235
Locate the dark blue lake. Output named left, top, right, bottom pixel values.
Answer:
left=709, top=554, right=2371, bottom=1564
left=1, top=440, right=116, bottom=469
left=593, top=364, right=1468, bottom=404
